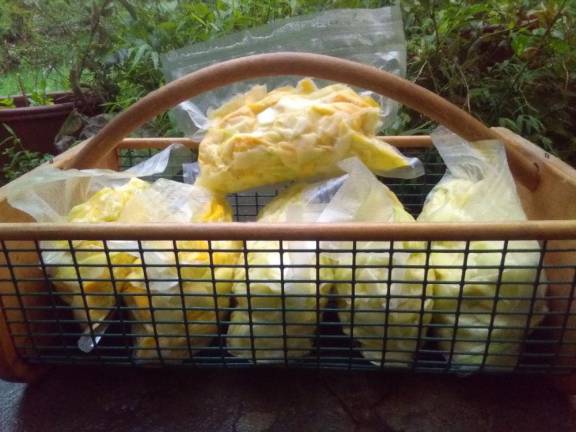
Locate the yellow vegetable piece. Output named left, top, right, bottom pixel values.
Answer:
left=227, top=182, right=334, bottom=362
left=327, top=178, right=431, bottom=367
left=44, top=178, right=149, bottom=327
left=418, top=130, right=547, bottom=370
left=67, top=178, right=149, bottom=223
left=124, top=239, right=238, bottom=361
left=426, top=240, right=544, bottom=369
left=197, top=78, right=410, bottom=193
left=334, top=243, right=432, bottom=367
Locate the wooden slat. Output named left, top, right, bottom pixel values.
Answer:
left=0, top=221, right=574, bottom=241
left=494, top=129, right=576, bottom=386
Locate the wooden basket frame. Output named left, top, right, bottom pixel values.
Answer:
left=0, top=53, right=575, bottom=386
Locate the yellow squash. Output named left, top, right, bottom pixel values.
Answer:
left=227, top=183, right=333, bottom=361
left=197, top=79, right=411, bottom=193
left=418, top=130, right=547, bottom=370
left=43, top=178, right=149, bottom=328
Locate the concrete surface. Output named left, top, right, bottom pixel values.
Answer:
left=1, top=368, right=575, bottom=432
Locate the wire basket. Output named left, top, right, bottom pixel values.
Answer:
left=1, top=53, right=575, bottom=385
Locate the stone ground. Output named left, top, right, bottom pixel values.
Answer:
left=1, top=368, right=575, bottom=432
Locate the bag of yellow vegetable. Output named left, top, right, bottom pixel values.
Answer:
left=110, top=178, right=237, bottom=362
left=227, top=158, right=432, bottom=365
left=6, top=146, right=237, bottom=360
left=418, top=128, right=548, bottom=370
left=55, top=177, right=236, bottom=361
left=5, top=144, right=188, bottom=333
left=226, top=178, right=337, bottom=362
left=42, top=178, right=149, bottom=331
left=317, top=159, right=432, bottom=367
left=196, top=78, right=422, bottom=194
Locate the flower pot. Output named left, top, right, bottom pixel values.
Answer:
left=0, top=92, right=100, bottom=156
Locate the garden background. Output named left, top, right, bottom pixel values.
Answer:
left=1, top=0, right=574, bottom=180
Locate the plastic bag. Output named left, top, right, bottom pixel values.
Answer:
left=4, top=144, right=191, bottom=223
left=226, top=178, right=337, bottom=361
left=418, top=128, right=548, bottom=370
left=226, top=158, right=431, bottom=365
left=196, top=78, right=422, bottom=194
left=116, top=180, right=238, bottom=361
left=61, top=179, right=234, bottom=360
left=162, top=5, right=406, bottom=138
left=317, top=159, right=431, bottom=367
left=38, top=178, right=149, bottom=329
left=6, top=145, right=191, bottom=331
left=6, top=147, right=238, bottom=360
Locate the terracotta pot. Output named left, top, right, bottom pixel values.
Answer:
left=0, top=92, right=100, bottom=156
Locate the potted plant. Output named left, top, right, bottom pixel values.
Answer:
left=0, top=123, right=53, bottom=183
left=0, top=0, right=114, bottom=167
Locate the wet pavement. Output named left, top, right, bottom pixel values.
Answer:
left=1, top=367, right=575, bottom=432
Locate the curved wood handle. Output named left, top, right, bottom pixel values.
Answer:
left=65, top=52, right=539, bottom=188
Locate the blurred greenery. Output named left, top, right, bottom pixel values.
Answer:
left=1, top=0, right=574, bottom=163
left=398, top=0, right=575, bottom=164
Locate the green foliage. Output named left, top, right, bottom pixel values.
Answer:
left=101, top=0, right=391, bottom=134
left=1, top=0, right=574, bottom=174
left=0, top=0, right=34, bottom=73
left=0, top=124, right=53, bottom=182
left=0, top=0, right=116, bottom=101
left=398, top=0, right=576, bottom=163
left=0, top=98, right=16, bottom=108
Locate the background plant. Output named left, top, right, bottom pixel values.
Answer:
left=1, top=0, right=574, bottom=164
left=399, top=0, right=575, bottom=163
left=0, top=0, right=117, bottom=104
left=0, top=125, right=53, bottom=181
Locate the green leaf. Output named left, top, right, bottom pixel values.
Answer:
left=130, top=43, right=151, bottom=70
left=550, top=37, right=571, bottom=54
left=0, top=98, right=16, bottom=108
left=511, top=33, right=531, bottom=56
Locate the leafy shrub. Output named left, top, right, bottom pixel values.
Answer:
left=2, top=0, right=574, bottom=163
left=400, top=0, right=575, bottom=163
left=0, top=125, right=53, bottom=182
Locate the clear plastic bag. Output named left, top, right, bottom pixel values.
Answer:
left=161, top=5, right=406, bottom=138
left=318, top=159, right=431, bottom=367
left=196, top=78, right=422, bottom=194
left=6, top=145, right=194, bottom=334
left=226, top=177, right=338, bottom=362
left=6, top=146, right=238, bottom=361
left=227, top=158, right=430, bottom=365
left=116, top=180, right=238, bottom=362
left=418, top=127, right=548, bottom=370
left=5, top=144, right=191, bottom=223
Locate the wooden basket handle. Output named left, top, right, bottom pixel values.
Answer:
left=65, top=52, right=539, bottom=188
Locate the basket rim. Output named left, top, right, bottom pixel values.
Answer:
left=0, top=221, right=574, bottom=241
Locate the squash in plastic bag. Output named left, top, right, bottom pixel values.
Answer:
left=319, top=159, right=432, bottom=367
left=42, top=178, right=149, bottom=328
left=124, top=237, right=237, bottom=361
left=42, top=175, right=237, bottom=361
left=418, top=128, right=547, bottom=370
left=227, top=158, right=431, bottom=365
left=226, top=182, right=335, bottom=361
left=114, top=179, right=238, bottom=361
left=197, top=78, right=418, bottom=193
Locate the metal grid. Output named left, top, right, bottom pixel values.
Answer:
left=0, top=147, right=573, bottom=373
